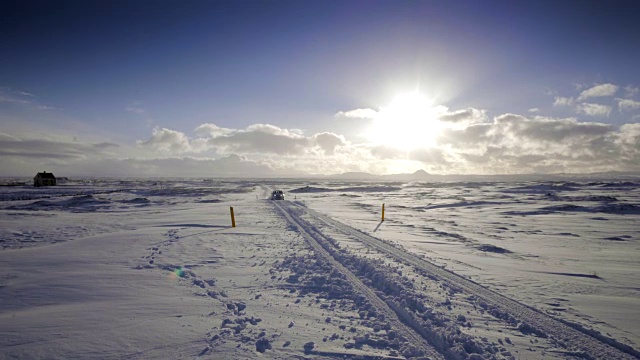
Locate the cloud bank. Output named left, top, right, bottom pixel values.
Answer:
left=3, top=82, right=640, bottom=177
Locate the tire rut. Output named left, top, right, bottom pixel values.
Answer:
left=274, top=201, right=444, bottom=360
left=298, top=202, right=638, bottom=360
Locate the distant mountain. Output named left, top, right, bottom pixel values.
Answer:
left=335, top=172, right=377, bottom=180
left=380, top=169, right=431, bottom=181
left=322, top=169, right=640, bottom=182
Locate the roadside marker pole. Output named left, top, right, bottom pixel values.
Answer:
left=382, top=203, right=385, bottom=221
left=230, top=207, right=236, bottom=227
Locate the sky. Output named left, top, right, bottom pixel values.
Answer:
left=2, top=0, right=640, bottom=177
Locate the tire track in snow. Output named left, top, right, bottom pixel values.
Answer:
left=293, top=201, right=639, bottom=360
left=273, top=200, right=445, bottom=360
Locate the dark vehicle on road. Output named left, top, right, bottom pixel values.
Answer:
left=271, top=190, right=285, bottom=200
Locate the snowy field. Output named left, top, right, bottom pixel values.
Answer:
left=0, top=178, right=638, bottom=359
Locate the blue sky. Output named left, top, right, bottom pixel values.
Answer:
left=2, top=0, right=640, bottom=177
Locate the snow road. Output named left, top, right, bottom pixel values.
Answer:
left=274, top=200, right=444, bottom=359
left=274, top=199, right=639, bottom=359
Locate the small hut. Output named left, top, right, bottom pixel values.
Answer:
left=34, top=171, right=57, bottom=187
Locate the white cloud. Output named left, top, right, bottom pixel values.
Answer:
left=0, top=135, right=120, bottom=160
left=125, top=105, right=146, bottom=114
left=437, top=108, right=486, bottom=124
left=311, top=132, right=346, bottom=155
left=37, top=105, right=58, bottom=111
left=577, top=83, right=618, bottom=101
left=553, top=96, right=574, bottom=107
left=0, top=88, right=57, bottom=110
left=0, top=95, right=31, bottom=104
left=335, top=108, right=378, bottom=119
left=433, top=114, right=629, bottom=174
left=80, top=155, right=278, bottom=178
left=576, top=103, right=612, bottom=117
left=0, top=132, right=18, bottom=141
left=206, top=124, right=308, bottom=155
left=528, top=108, right=540, bottom=113
left=4, top=89, right=640, bottom=176
left=245, top=123, right=304, bottom=137
left=624, top=85, right=639, bottom=98
left=195, top=123, right=234, bottom=137
left=137, top=128, right=194, bottom=153
left=617, top=98, right=640, bottom=112
left=131, top=108, right=638, bottom=175
left=138, top=124, right=348, bottom=158
left=0, top=88, right=33, bottom=104
left=616, top=123, right=640, bottom=147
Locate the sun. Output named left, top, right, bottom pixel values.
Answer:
left=366, top=92, right=444, bottom=150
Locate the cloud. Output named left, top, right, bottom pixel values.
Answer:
left=37, top=105, right=59, bottom=110
left=0, top=90, right=32, bottom=104
left=528, top=108, right=539, bottom=113
left=125, top=105, right=146, bottom=114
left=553, top=96, right=574, bottom=107
left=0, top=135, right=119, bottom=160
left=437, top=123, right=493, bottom=146
left=94, top=142, right=120, bottom=150
left=335, top=108, right=378, bottom=119
left=368, top=144, right=445, bottom=166
left=0, top=130, right=285, bottom=178
left=207, top=126, right=308, bottom=155
left=575, top=103, right=612, bottom=117
left=617, top=123, right=640, bottom=148
left=4, top=94, right=640, bottom=177
left=245, top=123, right=304, bottom=137
left=0, top=95, right=31, bottom=104
left=188, top=124, right=345, bottom=156
left=195, top=123, right=234, bottom=137
left=137, top=128, right=194, bottom=153
left=137, top=123, right=352, bottom=160
left=577, top=83, right=618, bottom=101
left=615, top=123, right=640, bottom=164
left=437, top=108, right=486, bottom=124
left=624, top=86, right=639, bottom=98
left=616, top=98, right=640, bottom=112
left=311, top=132, right=346, bottom=155
left=430, top=113, right=632, bottom=174
left=369, top=145, right=406, bottom=159
left=79, top=155, right=278, bottom=178
left=495, top=114, right=611, bottom=142
left=408, top=148, right=448, bottom=165
left=0, top=87, right=57, bottom=110
left=0, top=132, right=18, bottom=141
left=0, top=134, right=127, bottom=177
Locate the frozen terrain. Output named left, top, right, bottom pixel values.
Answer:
left=0, top=178, right=638, bottom=359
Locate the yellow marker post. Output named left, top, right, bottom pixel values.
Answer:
left=230, top=206, right=236, bottom=227
left=382, top=203, right=385, bottom=221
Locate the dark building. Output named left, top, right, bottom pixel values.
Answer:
left=34, top=172, right=57, bottom=187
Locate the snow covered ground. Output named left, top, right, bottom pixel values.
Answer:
left=0, top=178, right=638, bottom=359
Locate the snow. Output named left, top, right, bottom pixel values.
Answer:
left=0, top=178, right=638, bottom=359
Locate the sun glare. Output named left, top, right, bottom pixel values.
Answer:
left=366, top=92, right=444, bottom=150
